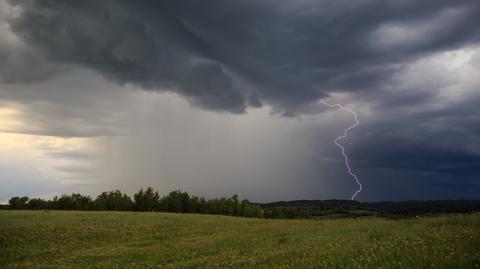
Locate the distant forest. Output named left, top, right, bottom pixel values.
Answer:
left=4, top=188, right=266, bottom=218
left=3, top=188, right=480, bottom=219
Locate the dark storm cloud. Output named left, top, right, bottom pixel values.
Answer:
left=2, top=0, right=480, bottom=200
left=347, top=90, right=480, bottom=180
left=4, top=0, right=246, bottom=113
left=6, top=0, right=480, bottom=113
left=353, top=133, right=480, bottom=176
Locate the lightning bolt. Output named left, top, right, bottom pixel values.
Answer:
left=320, top=100, right=362, bottom=200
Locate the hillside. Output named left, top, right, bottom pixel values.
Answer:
left=260, top=199, right=480, bottom=219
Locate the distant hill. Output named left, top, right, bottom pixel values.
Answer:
left=259, top=199, right=480, bottom=219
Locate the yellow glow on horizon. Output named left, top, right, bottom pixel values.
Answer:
left=0, top=104, right=93, bottom=153
left=0, top=122, right=97, bottom=188
left=0, top=106, right=26, bottom=131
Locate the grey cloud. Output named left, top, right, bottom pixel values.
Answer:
left=347, top=92, right=480, bottom=180
left=0, top=2, right=65, bottom=84
left=0, top=43, right=65, bottom=84
left=352, top=131, right=480, bottom=176
left=472, top=51, right=480, bottom=67
left=46, top=151, right=89, bottom=160
left=1, top=0, right=480, bottom=200
left=6, top=0, right=247, bottom=113
left=6, top=0, right=480, bottom=114
left=55, top=165, right=93, bottom=174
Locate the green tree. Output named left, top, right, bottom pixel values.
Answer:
left=27, top=198, right=49, bottom=210
left=53, top=194, right=93, bottom=210
left=232, top=194, right=240, bottom=216
left=95, top=190, right=134, bottom=211
left=240, top=199, right=264, bottom=218
left=134, top=187, right=160, bottom=211
left=9, top=196, right=29, bottom=209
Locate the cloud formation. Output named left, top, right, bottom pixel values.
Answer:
left=1, top=0, right=479, bottom=201
left=6, top=0, right=480, bottom=114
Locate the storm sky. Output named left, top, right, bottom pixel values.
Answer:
left=1, top=0, right=479, bottom=202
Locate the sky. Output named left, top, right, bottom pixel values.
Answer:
left=0, top=0, right=479, bottom=202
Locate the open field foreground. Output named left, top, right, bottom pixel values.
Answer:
left=1, top=211, right=479, bottom=269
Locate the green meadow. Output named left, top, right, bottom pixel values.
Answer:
left=1, top=211, right=479, bottom=269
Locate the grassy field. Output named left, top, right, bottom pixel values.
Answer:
left=0, top=211, right=479, bottom=268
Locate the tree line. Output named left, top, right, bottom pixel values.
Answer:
left=6, top=188, right=269, bottom=218
left=11, top=190, right=476, bottom=219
